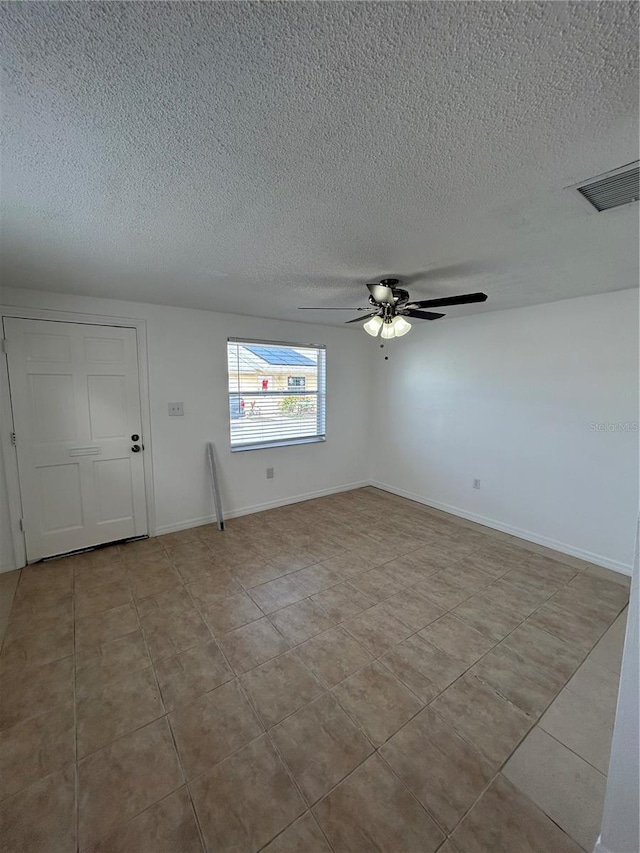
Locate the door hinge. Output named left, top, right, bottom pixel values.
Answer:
left=19, top=518, right=25, bottom=532
left=10, top=432, right=16, bottom=446
left=0, top=339, right=6, bottom=355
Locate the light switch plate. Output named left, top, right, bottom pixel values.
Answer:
left=168, top=402, right=184, bottom=416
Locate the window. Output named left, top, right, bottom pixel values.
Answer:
left=227, top=338, right=326, bottom=451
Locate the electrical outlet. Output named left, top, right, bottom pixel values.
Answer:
left=168, top=402, right=184, bottom=416
left=473, top=478, right=481, bottom=490
left=266, top=467, right=274, bottom=479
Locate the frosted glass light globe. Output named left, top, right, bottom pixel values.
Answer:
left=392, top=315, right=411, bottom=336
left=363, top=315, right=383, bottom=336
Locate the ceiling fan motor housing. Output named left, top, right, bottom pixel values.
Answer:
left=370, top=279, right=410, bottom=314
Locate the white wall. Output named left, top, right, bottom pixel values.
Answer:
left=0, top=287, right=372, bottom=567
left=595, top=522, right=639, bottom=853
left=370, top=289, right=639, bottom=573
left=1, top=286, right=637, bottom=574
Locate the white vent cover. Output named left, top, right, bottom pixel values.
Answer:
left=577, top=164, right=639, bottom=212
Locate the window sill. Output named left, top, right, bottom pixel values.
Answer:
left=230, top=436, right=326, bottom=453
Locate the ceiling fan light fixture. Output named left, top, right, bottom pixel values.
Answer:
left=380, top=319, right=396, bottom=340
left=363, top=315, right=383, bottom=336
left=392, top=315, right=411, bottom=336
left=301, top=279, right=487, bottom=330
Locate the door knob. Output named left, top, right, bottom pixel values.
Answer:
left=131, top=444, right=141, bottom=453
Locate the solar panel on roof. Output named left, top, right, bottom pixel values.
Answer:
left=243, top=345, right=315, bottom=366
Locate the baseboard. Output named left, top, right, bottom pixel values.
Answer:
left=593, top=837, right=614, bottom=853
left=0, top=562, right=16, bottom=575
left=4, top=477, right=631, bottom=578
left=153, top=480, right=370, bottom=536
left=370, top=480, right=633, bottom=577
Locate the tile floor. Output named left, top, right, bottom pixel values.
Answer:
left=0, top=487, right=630, bottom=853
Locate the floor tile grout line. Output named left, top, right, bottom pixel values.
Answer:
left=0, top=571, right=21, bottom=653
left=75, top=612, right=166, bottom=770
left=250, top=644, right=367, bottom=730
left=3, top=618, right=427, bottom=802
left=376, top=746, right=453, bottom=839
left=349, top=616, right=530, bottom=839
left=240, top=649, right=326, bottom=730
left=265, top=809, right=337, bottom=853
left=265, top=711, right=324, bottom=819
left=2, top=492, right=627, bottom=853
left=64, top=573, right=610, bottom=848
left=6, top=522, right=596, bottom=624
left=1, top=560, right=619, bottom=699
left=175, top=564, right=300, bottom=853
left=329, top=673, right=427, bottom=749
left=341, top=555, right=622, bottom=843
left=233, top=674, right=270, bottom=733
left=1, top=542, right=613, bottom=708
left=451, top=762, right=591, bottom=852
left=383, top=676, right=592, bottom=849
left=339, top=611, right=416, bottom=659
left=75, top=700, right=260, bottom=784
left=534, top=724, right=610, bottom=780
left=103, top=582, right=212, bottom=853
left=181, top=776, right=209, bottom=853
left=70, top=689, right=171, bottom=762
left=308, top=808, right=339, bottom=853
left=0, top=761, right=77, bottom=811
left=216, top=579, right=552, bottom=842
left=254, top=809, right=337, bottom=853
left=317, top=737, right=447, bottom=845
left=0, top=647, right=76, bottom=686
left=181, top=572, right=260, bottom=679
left=149, top=685, right=321, bottom=792
left=426, top=624, right=617, bottom=845
left=188, top=692, right=314, bottom=850
left=133, top=654, right=398, bottom=820
left=364, top=485, right=596, bottom=569
left=265, top=715, right=371, bottom=812
left=90, top=784, right=209, bottom=853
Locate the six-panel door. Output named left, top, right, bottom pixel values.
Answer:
left=5, top=318, right=148, bottom=561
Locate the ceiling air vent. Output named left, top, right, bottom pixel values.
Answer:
left=576, top=163, right=639, bottom=212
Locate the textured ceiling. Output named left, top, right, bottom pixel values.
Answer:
left=1, top=1, right=638, bottom=325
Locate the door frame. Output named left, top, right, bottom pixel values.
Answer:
left=1, top=306, right=156, bottom=568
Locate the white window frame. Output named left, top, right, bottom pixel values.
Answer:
left=227, top=337, right=327, bottom=452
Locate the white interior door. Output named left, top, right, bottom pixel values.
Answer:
left=4, top=318, right=148, bottom=561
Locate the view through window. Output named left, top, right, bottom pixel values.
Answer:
left=227, top=339, right=327, bottom=450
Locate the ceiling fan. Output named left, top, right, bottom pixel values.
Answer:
left=298, top=278, right=488, bottom=338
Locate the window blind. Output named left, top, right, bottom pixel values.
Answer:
left=227, top=338, right=326, bottom=451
